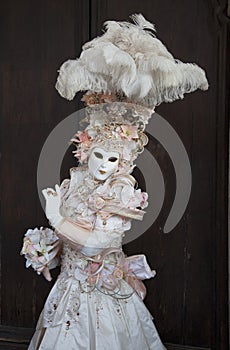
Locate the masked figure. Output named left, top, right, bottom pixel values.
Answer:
left=21, top=14, right=208, bottom=350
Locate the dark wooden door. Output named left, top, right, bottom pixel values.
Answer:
left=0, top=1, right=229, bottom=349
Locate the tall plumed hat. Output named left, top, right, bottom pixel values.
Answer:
left=55, top=14, right=208, bottom=107
left=55, top=14, right=208, bottom=165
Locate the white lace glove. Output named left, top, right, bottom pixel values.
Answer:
left=42, top=184, right=64, bottom=228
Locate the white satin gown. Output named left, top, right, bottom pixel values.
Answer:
left=28, top=167, right=166, bottom=350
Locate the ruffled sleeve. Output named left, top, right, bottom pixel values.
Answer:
left=60, top=167, right=84, bottom=202
left=59, top=167, right=92, bottom=225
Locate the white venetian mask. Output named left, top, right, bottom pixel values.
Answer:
left=88, top=147, right=120, bottom=181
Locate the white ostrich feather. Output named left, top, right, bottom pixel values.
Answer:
left=55, top=14, right=209, bottom=106
left=131, top=13, right=156, bottom=31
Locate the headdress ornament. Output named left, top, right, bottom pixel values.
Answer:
left=70, top=100, right=153, bottom=166
left=56, top=14, right=208, bottom=107
left=56, top=14, right=208, bottom=165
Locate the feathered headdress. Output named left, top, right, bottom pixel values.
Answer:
left=55, top=14, right=209, bottom=107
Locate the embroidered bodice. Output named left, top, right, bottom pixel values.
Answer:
left=59, top=166, right=148, bottom=236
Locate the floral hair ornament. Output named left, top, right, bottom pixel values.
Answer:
left=70, top=100, right=154, bottom=167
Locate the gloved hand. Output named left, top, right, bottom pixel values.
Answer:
left=42, top=184, right=64, bottom=228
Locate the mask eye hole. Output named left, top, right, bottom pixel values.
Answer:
left=109, top=157, right=118, bottom=162
left=94, top=152, right=103, bottom=159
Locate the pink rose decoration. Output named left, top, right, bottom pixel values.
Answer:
left=71, top=130, right=91, bottom=144
left=113, top=267, right=124, bottom=280
left=120, top=125, right=139, bottom=140
left=87, top=275, right=98, bottom=285
left=140, top=192, right=148, bottom=209
left=102, top=274, right=119, bottom=290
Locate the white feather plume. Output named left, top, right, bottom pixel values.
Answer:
left=130, top=13, right=156, bottom=32
left=55, top=14, right=209, bottom=106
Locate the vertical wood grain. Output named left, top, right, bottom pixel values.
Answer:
left=0, top=0, right=90, bottom=328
